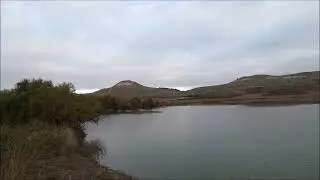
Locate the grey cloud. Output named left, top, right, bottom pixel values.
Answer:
left=1, top=1, right=319, bottom=90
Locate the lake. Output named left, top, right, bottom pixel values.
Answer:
left=85, top=105, right=319, bottom=179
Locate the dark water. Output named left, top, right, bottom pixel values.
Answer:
left=85, top=105, right=319, bottom=180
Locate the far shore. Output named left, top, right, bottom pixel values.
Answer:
left=100, top=109, right=163, bottom=115
left=160, top=92, right=320, bottom=107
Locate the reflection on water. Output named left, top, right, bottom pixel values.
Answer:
left=86, top=105, right=319, bottom=180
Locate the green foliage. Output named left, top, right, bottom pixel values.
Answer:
left=0, top=78, right=144, bottom=180
left=141, top=98, right=156, bottom=109
left=130, top=97, right=142, bottom=110
left=0, top=79, right=98, bottom=127
left=97, top=95, right=160, bottom=112
left=97, top=95, right=119, bottom=111
left=0, top=78, right=162, bottom=127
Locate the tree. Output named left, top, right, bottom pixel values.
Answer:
left=142, top=98, right=155, bottom=109
left=0, top=78, right=98, bottom=127
left=130, top=97, right=141, bottom=110
left=57, top=82, right=76, bottom=93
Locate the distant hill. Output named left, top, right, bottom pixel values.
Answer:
left=92, top=71, right=319, bottom=99
left=92, top=80, right=180, bottom=98
left=184, top=71, right=319, bottom=98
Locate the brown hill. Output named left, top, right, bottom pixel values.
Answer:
left=183, top=71, right=319, bottom=98
left=92, top=80, right=180, bottom=98
left=92, top=71, right=319, bottom=100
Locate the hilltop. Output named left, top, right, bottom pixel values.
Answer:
left=92, top=80, right=180, bottom=98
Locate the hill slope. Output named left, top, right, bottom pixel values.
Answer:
left=92, top=80, right=180, bottom=98
left=92, top=71, right=319, bottom=103
left=184, top=71, right=319, bottom=98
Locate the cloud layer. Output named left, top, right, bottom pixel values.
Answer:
left=1, top=1, right=319, bottom=90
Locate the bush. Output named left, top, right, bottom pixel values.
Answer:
left=0, top=78, right=138, bottom=180
left=0, top=79, right=100, bottom=127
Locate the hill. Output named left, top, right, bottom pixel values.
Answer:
left=92, top=80, right=180, bottom=98
left=92, top=71, right=319, bottom=105
left=184, top=71, right=319, bottom=98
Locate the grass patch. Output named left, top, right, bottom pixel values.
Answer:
left=0, top=123, right=136, bottom=180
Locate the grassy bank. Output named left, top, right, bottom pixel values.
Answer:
left=0, top=122, right=136, bottom=180
left=0, top=78, right=142, bottom=180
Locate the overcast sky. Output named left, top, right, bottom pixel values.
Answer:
left=1, top=1, right=319, bottom=92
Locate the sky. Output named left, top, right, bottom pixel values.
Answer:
left=1, top=1, right=319, bottom=93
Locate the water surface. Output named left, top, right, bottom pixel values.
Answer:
left=86, top=105, right=319, bottom=179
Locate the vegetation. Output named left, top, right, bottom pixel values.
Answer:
left=0, top=78, right=160, bottom=180
left=0, top=71, right=318, bottom=179
left=0, top=78, right=161, bottom=125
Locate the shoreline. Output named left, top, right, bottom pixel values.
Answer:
left=173, top=100, right=319, bottom=106
left=164, top=93, right=320, bottom=107
left=102, top=109, right=162, bottom=114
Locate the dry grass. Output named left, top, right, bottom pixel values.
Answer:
left=0, top=123, right=136, bottom=180
left=0, top=123, right=62, bottom=180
